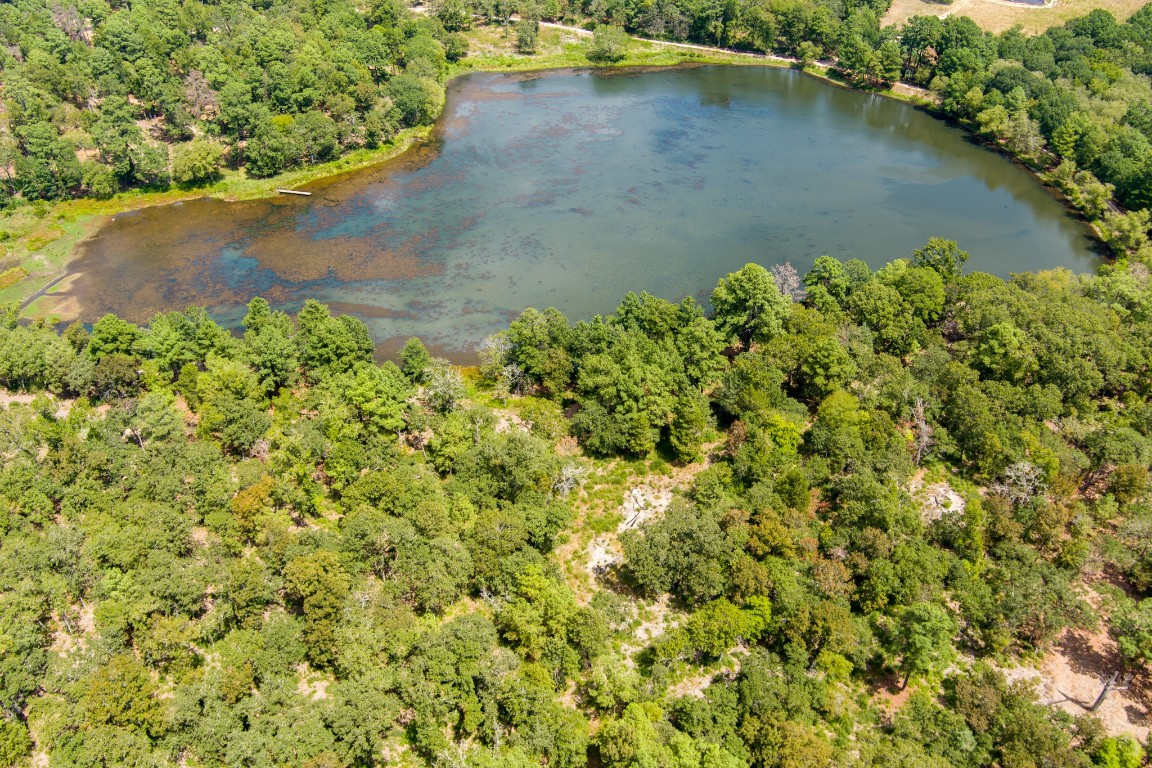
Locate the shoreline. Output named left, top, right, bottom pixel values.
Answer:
left=1, top=125, right=436, bottom=317
left=1, top=27, right=1100, bottom=321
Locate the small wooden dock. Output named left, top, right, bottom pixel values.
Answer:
left=277, top=189, right=311, bottom=196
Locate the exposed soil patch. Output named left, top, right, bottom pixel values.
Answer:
left=920, top=482, right=966, bottom=523
left=871, top=675, right=915, bottom=716
left=883, top=0, right=1147, bottom=33
left=1000, top=626, right=1150, bottom=740
left=0, top=390, right=73, bottom=419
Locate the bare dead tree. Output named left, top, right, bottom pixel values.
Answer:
left=771, top=262, right=806, bottom=301
left=1052, top=671, right=1133, bottom=712
left=183, top=70, right=219, bottom=120
left=552, top=461, right=588, bottom=498
left=912, top=397, right=933, bottom=465
left=991, top=462, right=1046, bottom=506
left=1090, top=671, right=1132, bottom=712
left=50, top=3, right=86, bottom=41
left=496, top=363, right=527, bottom=399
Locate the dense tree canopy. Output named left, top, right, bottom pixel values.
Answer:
left=0, top=0, right=464, bottom=200
left=1, top=246, right=1151, bottom=764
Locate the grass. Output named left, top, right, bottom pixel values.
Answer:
left=460, top=22, right=937, bottom=109
left=454, top=23, right=776, bottom=72
left=0, top=267, right=27, bottom=290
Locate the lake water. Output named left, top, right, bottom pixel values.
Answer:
left=68, top=65, right=1099, bottom=357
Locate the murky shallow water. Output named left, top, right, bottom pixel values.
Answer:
left=69, top=66, right=1098, bottom=357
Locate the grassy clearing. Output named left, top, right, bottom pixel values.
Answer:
left=459, top=26, right=935, bottom=108
left=883, top=0, right=1149, bottom=34
left=456, top=23, right=775, bottom=71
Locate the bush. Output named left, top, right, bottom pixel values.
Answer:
left=516, top=18, right=539, bottom=54
left=172, top=139, right=225, bottom=185
left=588, top=24, right=629, bottom=62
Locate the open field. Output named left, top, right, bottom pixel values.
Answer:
left=451, top=23, right=773, bottom=72
left=883, top=0, right=1149, bottom=33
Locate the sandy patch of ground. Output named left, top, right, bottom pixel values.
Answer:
left=0, top=389, right=73, bottom=419
left=997, top=626, right=1150, bottom=740
left=908, top=470, right=967, bottom=524
left=870, top=669, right=917, bottom=716
left=492, top=407, right=529, bottom=434
left=667, top=669, right=720, bottom=700
left=633, top=595, right=676, bottom=645
left=0, top=391, right=37, bottom=409
left=665, top=649, right=747, bottom=700
left=586, top=534, right=618, bottom=577
left=296, top=664, right=331, bottom=701
left=618, top=483, right=674, bottom=532
left=921, top=483, right=966, bottom=523
left=581, top=475, right=679, bottom=588
left=883, top=0, right=1148, bottom=34
left=614, top=594, right=684, bottom=667
left=572, top=455, right=718, bottom=598
left=48, top=604, right=94, bottom=656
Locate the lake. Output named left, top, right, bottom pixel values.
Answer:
left=67, top=65, right=1099, bottom=357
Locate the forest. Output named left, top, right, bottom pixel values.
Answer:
left=0, top=0, right=460, bottom=197
left=2, top=248, right=1152, bottom=766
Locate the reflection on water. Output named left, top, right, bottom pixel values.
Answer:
left=68, top=66, right=1098, bottom=358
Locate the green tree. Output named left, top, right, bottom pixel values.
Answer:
left=401, top=337, right=433, bottom=383
left=297, top=300, right=374, bottom=380
left=877, top=39, right=903, bottom=83
left=1093, top=736, right=1143, bottom=768
left=284, top=550, right=352, bottom=667
left=81, top=655, right=168, bottom=737
left=0, top=719, right=32, bottom=767
left=14, top=122, right=83, bottom=199
left=294, top=111, right=340, bottom=165
left=1110, top=598, right=1152, bottom=667
left=622, top=500, right=729, bottom=604
left=669, top=390, right=710, bottom=462
left=246, top=115, right=301, bottom=177
left=847, top=279, right=916, bottom=355
left=879, top=261, right=945, bottom=323
left=680, top=597, right=770, bottom=659
left=516, top=18, right=540, bottom=54
left=342, top=361, right=411, bottom=436
left=912, top=237, right=970, bottom=281
left=895, top=602, right=958, bottom=689
left=711, top=263, right=792, bottom=347
left=389, top=74, right=444, bottom=126
left=796, top=335, right=856, bottom=400
left=195, top=354, right=270, bottom=454
left=243, top=298, right=299, bottom=394
left=433, top=0, right=473, bottom=30
left=596, top=703, right=672, bottom=767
